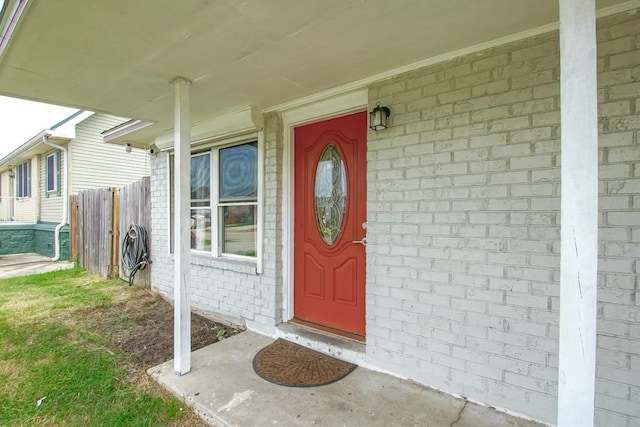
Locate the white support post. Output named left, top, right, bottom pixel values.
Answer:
left=558, top=0, right=598, bottom=425
left=173, top=77, right=192, bottom=375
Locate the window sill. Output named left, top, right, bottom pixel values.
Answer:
left=170, top=252, right=258, bottom=275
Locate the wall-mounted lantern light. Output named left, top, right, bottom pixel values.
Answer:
left=369, top=102, right=391, bottom=131
left=7, top=168, right=14, bottom=178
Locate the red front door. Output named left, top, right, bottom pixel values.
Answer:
left=294, top=112, right=367, bottom=336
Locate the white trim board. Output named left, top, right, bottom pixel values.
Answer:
left=280, top=89, right=368, bottom=324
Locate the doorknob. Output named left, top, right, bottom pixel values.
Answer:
left=352, top=237, right=367, bottom=246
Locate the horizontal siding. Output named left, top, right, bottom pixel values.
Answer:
left=39, top=149, right=64, bottom=223
left=0, top=170, right=12, bottom=221
left=0, top=171, right=8, bottom=197
left=69, top=114, right=150, bottom=193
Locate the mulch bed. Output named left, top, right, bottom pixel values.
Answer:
left=80, top=288, right=242, bottom=367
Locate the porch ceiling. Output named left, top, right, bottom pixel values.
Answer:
left=0, top=0, right=630, bottom=144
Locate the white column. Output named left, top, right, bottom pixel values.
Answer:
left=173, top=77, right=192, bottom=375
left=557, top=0, right=598, bottom=425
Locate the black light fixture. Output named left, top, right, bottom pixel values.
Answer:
left=7, top=168, right=14, bottom=178
left=369, top=102, right=391, bottom=131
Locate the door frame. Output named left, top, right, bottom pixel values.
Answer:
left=280, top=88, right=368, bottom=324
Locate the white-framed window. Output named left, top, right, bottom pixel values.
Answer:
left=169, top=140, right=258, bottom=259
left=217, top=142, right=258, bottom=257
left=16, top=160, right=30, bottom=198
left=46, top=152, right=59, bottom=193
left=190, top=152, right=212, bottom=252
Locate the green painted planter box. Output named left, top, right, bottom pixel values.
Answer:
left=0, top=222, right=69, bottom=260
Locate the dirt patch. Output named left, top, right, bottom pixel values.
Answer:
left=71, top=286, right=242, bottom=426
left=80, top=288, right=242, bottom=367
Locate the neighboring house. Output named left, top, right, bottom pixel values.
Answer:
left=0, top=2, right=638, bottom=426
left=0, top=112, right=149, bottom=259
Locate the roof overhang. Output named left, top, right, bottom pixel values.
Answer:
left=153, top=106, right=264, bottom=151
left=0, top=110, right=93, bottom=170
left=0, top=0, right=637, bottom=145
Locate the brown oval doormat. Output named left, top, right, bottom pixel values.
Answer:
left=252, top=339, right=357, bottom=387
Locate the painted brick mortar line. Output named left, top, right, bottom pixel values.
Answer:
left=366, top=9, right=640, bottom=425
left=146, top=8, right=640, bottom=426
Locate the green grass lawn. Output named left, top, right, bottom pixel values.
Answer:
left=0, top=268, right=203, bottom=427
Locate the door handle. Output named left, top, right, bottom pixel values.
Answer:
left=351, top=237, right=367, bottom=246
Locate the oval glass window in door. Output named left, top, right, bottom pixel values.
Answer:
left=314, top=144, right=347, bottom=245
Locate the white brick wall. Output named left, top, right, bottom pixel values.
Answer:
left=367, top=9, right=640, bottom=426
left=149, top=112, right=284, bottom=331
left=596, top=10, right=640, bottom=427
left=146, top=8, right=640, bottom=426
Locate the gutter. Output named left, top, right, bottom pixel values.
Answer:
left=42, top=131, right=67, bottom=262
left=0, top=129, right=48, bottom=170
left=0, top=111, right=89, bottom=169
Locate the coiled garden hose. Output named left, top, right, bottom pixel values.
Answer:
left=121, top=223, right=148, bottom=286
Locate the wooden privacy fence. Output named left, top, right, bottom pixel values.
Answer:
left=73, top=176, right=151, bottom=286
left=118, top=177, right=151, bottom=285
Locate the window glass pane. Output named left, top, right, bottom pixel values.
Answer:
left=220, top=143, right=257, bottom=202
left=170, top=143, right=260, bottom=258
left=191, top=154, right=210, bottom=206
left=47, top=155, right=55, bottom=192
left=191, top=208, right=212, bottom=251
left=221, top=205, right=256, bottom=257
left=17, top=164, right=22, bottom=197
left=17, top=162, right=29, bottom=198
left=25, top=162, right=30, bottom=197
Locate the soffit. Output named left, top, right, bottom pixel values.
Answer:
left=0, top=0, right=632, bottom=144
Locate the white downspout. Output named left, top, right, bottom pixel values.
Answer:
left=42, top=131, right=67, bottom=262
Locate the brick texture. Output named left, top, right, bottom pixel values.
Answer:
left=367, top=9, right=640, bottom=425
left=150, top=113, right=284, bottom=330
left=148, top=8, right=640, bottom=426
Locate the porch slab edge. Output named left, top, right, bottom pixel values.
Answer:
left=148, top=331, right=546, bottom=427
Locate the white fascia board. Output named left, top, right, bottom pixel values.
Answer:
left=155, top=106, right=264, bottom=151
left=0, top=130, right=47, bottom=169
left=102, top=119, right=155, bottom=144
left=0, top=111, right=92, bottom=169
left=0, top=131, right=68, bottom=170
left=49, top=111, right=94, bottom=139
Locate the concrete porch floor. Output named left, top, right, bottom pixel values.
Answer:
left=0, top=253, right=75, bottom=279
left=149, top=331, right=547, bottom=427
